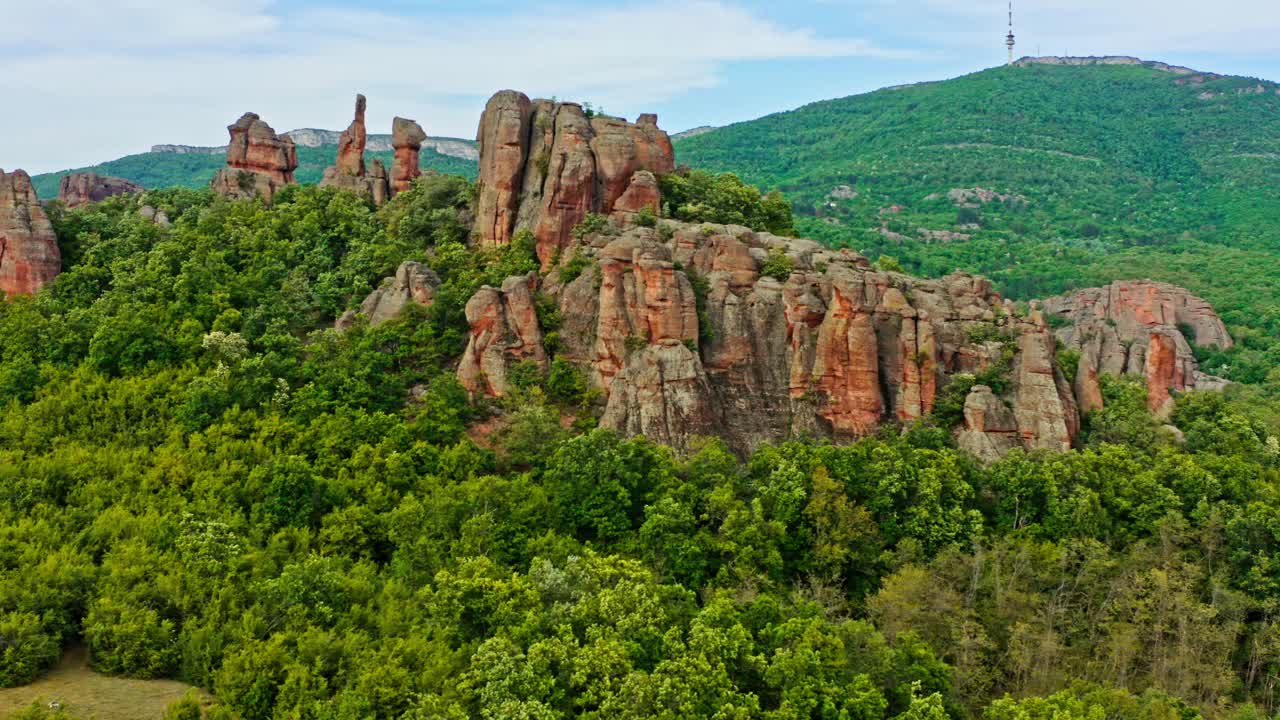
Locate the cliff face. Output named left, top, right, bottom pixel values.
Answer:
left=1043, top=280, right=1231, bottom=417
left=457, top=212, right=1080, bottom=457
left=57, top=172, right=143, bottom=209
left=473, top=90, right=674, bottom=267
left=210, top=113, right=298, bottom=202
left=0, top=169, right=60, bottom=296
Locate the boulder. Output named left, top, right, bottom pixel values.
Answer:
left=600, top=340, right=719, bottom=453
left=0, top=169, right=60, bottom=296
left=457, top=273, right=548, bottom=397
left=335, top=261, right=440, bottom=330
left=210, top=112, right=298, bottom=201
left=957, top=385, right=1020, bottom=462
left=58, top=172, right=143, bottom=208
left=613, top=170, right=661, bottom=215
left=391, top=116, right=427, bottom=196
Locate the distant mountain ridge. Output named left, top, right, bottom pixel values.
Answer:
left=150, top=129, right=478, bottom=161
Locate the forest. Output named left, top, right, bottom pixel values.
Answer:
left=2, top=170, right=1280, bottom=719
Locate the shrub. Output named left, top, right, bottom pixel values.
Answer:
left=760, top=246, right=793, bottom=281
left=84, top=597, right=179, bottom=679
left=0, top=612, right=61, bottom=687
left=571, top=213, right=610, bottom=239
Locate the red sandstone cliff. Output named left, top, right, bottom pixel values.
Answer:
left=473, top=91, right=674, bottom=267
left=0, top=169, right=60, bottom=296
left=1043, top=280, right=1230, bottom=417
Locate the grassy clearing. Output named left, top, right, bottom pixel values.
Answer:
left=0, top=647, right=209, bottom=719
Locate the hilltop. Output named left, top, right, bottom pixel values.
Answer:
left=675, top=59, right=1280, bottom=387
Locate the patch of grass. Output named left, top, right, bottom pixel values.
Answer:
left=0, top=647, right=211, bottom=720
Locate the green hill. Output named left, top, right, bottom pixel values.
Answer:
left=675, top=59, right=1280, bottom=384
left=31, top=144, right=478, bottom=198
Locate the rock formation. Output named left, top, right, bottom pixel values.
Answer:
left=1043, top=281, right=1231, bottom=417
left=458, top=213, right=1078, bottom=455
left=335, top=261, right=440, bottom=330
left=57, top=172, right=143, bottom=208
left=210, top=113, right=298, bottom=202
left=391, top=117, right=427, bottom=196
left=457, top=274, right=548, bottom=397
left=473, top=91, right=675, bottom=267
left=956, top=385, right=1019, bottom=461
left=0, top=169, right=60, bottom=296
left=320, top=95, right=391, bottom=205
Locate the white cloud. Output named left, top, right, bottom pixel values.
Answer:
left=0, top=0, right=893, bottom=174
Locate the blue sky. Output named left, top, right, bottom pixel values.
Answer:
left=2, top=0, right=1278, bottom=175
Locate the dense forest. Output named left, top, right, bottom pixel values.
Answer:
left=3, top=172, right=1280, bottom=719
left=675, top=62, right=1280, bottom=406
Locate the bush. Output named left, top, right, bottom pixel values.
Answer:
left=84, top=597, right=179, bottom=679
left=761, top=246, right=793, bottom=281
left=0, top=612, right=61, bottom=687
left=658, top=169, right=794, bottom=235
left=571, top=213, right=611, bottom=239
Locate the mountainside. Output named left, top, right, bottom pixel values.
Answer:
left=32, top=142, right=478, bottom=198
left=675, top=59, right=1280, bottom=387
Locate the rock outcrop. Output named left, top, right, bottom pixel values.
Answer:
left=335, top=261, right=440, bottom=330
left=473, top=91, right=675, bottom=266
left=210, top=113, right=298, bottom=202
left=956, top=385, right=1019, bottom=462
left=457, top=274, right=548, bottom=398
left=320, top=95, right=391, bottom=205
left=1043, top=280, right=1231, bottom=417
left=391, top=117, right=427, bottom=196
left=458, top=213, right=1079, bottom=455
left=0, top=169, right=60, bottom=296
left=57, top=172, right=143, bottom=208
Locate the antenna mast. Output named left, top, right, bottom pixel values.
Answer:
left=1006, top=2, right=1016, bottom=65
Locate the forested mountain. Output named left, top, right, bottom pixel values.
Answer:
left=675, top=58, right=1280, bottom=393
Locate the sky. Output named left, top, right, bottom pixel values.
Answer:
left=2, top=0, right=1279, bottom=175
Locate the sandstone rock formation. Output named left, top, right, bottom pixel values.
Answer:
left=613, top=171, right=661, bottom=215
left=57, top=172, right=143, bottom=208
left=391, top=117, right=427, bottom=196
left=320, top=95, right=391, bottom=205
left=210, top=113, right=298, bottom=202
left=335, top=261, right=440, bottom=330
left=457, top=274, right=548, bottom=397
left=0, top=169, right=60, bottom=296
left=473, top=91, right=674, bottom=266
left=1042, top=280, right=1231, bottom=417
left=956, top=385, right=1019, bottom=461
left=458, top=213, right=1079, bottom=455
